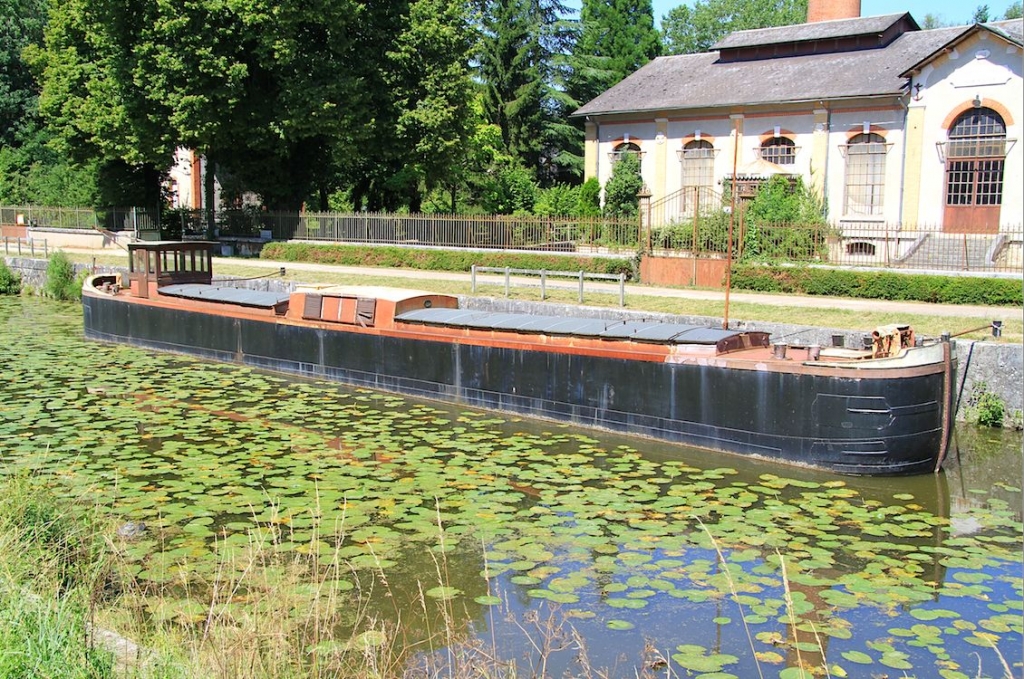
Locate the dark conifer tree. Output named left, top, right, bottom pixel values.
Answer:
left=573, top=0, right=660, bottom=103
left=475, top=0, right=572, bottom=184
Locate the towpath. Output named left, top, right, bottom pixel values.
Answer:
left=207, top=254, right=1020, bottom=321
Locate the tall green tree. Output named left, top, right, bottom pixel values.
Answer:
left=32, top=0, right=167, bottom=206
left=35, top=0, right=365, bottom=213
left=386, top=0, right=473, bottom=210
left=573, top=0, right=659, bottom=102
left=1005, top=2, right=1023, bottom=19
left=661, top=0, right=807, bottom=55
left=562, top=0, right=659, bottom=184
left=342, top=0, right=474, bottom=212
left=0, top=0, right=46, bottom=148
left=475, top=0, right=572, bottom=184
left=0, top=0, right=103, bottom=206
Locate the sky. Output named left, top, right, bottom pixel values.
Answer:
left=564, top=1, right=1021, bottom=28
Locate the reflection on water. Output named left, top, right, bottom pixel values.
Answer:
left=1, top=297, right=1021, bottom=677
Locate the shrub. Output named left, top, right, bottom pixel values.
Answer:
left=261, top=243, right=635, bottom=279
left=603, top=152, right=643, bottom=217
left=966, top=382, right=1006, bottom=428
left=739, top=176, right=830, bottom=262
left=0, top=259, right=21, bottom=295
left=44, top=250, right=83, bottom=301
left=577, top=178, right=602, bottom=217
left=481, top=164, right=538, bottom=215
left=534, top=184, right=579, bottom=217
left=729, top=264, right=1022, bottom=307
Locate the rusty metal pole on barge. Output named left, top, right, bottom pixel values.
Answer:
left=723, top=115, right=741, bottom=329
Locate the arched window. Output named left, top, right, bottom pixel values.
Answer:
left=679, top=140, right=715, bottom=189
left=760, top=137, right=796, bottom=165
left=843, top=133, right=887, bottom=216
left=945, top=107, right=1006, bottom=209
left=609, top=141, right=642, bottom=165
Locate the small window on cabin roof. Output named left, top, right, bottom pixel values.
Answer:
left=759, top=137, right=797, bottom=165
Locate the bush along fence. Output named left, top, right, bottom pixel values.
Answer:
left=729, top=264, right=1023, bottom=306
left=260, top=242, right=637, bottom=278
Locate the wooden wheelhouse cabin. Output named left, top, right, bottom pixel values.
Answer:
left=128, top=241, right=215, bottom=298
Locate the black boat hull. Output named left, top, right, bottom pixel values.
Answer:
left=83, top=295, right=950, bottom=475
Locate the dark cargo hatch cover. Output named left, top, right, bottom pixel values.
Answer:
left=159, top=284, right=291, bottom=309
left=395, top=308, right=745, bottom=345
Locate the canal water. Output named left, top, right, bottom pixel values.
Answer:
left=1, top=297, right=1021, bottom=677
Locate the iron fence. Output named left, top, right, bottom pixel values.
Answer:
left=646, top=217, right=1023, bottom=273
left=156, top=209, right=642, bottom=253
left=0, top=206, right=158, bottom=233
left=4, top=203, right=1020, bottom=273
left=290, top=212, right=640, bottom=254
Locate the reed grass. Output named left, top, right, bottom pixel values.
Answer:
left=0, top=473, right=652, bottom=678
left=0, top=473, right=116, bottom=677
left=1, top=473, right=1017, bottom=678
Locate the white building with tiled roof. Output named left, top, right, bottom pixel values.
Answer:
left=574, top=2, right=1022, bottom=236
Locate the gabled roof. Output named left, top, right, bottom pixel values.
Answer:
left=573, top=25, right=962, bottom=117
left=900, top=19, right=1024, bottom=77
left=712, top=13, right=914, bottom=50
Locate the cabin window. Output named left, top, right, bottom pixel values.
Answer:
left=759, top=137, right=797, bottom=165
left=843, top=133, right=887, bottom=216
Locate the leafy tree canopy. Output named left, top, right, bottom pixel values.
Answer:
left=33, top=0, right=474, bottom=213
left=0, top=0, right=47, bottom=147
left=661, top=0, right=806, bottom=55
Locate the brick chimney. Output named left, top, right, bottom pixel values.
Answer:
left=807, top=0, right=861, bottom=22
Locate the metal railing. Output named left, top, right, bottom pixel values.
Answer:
left=146, top=208, right=644, bottom=253
left=2, top=237, right=48, bottom=257
left=4, top=203, right=1021, bottom=274
left=471, top=265, right=628, bottom=306
left=291, top=212, right=640, bottom=254
left=0, top=206, right=158, bottom=233
left=644, top=213, right=1023, bottom=273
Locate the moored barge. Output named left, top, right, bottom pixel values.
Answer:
left=83, top=241, right=957, bottom=476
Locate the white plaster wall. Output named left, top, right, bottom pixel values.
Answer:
left=911, top=31, right=1023, bottom=229
left=166, top=148, right=196, bottom=209
left=603, top=112, right=826, bottom=202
